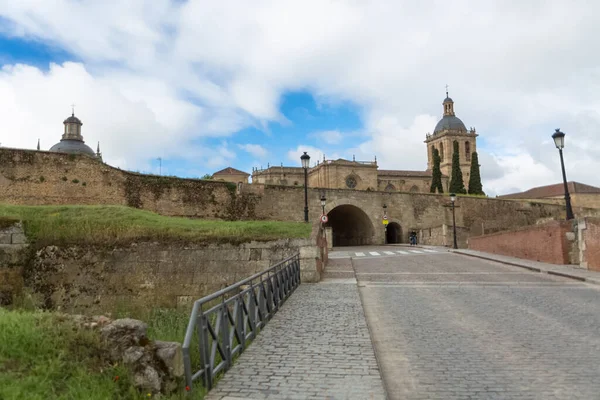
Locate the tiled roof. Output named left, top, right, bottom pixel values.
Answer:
left=499, top=181, right=600, bottom=199
left=378, top=170, right=433, bottom=177
left=213, top=167, right=250, bottom=176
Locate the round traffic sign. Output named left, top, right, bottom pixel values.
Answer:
left=320, top=214, right=328, bottom=223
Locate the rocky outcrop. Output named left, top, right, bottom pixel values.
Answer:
left=73, top=316, right=184, bottom=395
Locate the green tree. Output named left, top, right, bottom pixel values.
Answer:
left=200, top=174, right=213, bottom=180
left=467, top=151, right=484, bottom=195
left=449, top=140, right=466, bottom=194
left=429, top=148, right=444, bottom=193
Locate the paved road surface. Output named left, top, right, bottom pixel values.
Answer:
left=353, top=247, right=600, bottom=400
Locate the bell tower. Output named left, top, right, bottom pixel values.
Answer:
left=425, top=88, right=478, bottom=190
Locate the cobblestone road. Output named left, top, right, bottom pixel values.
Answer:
left=356, top=249, right=600, bottom=400
left=206, top=258, right=386, bottom=400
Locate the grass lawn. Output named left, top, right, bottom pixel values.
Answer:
left=0, top=204, right=311, bottom=246
left=0, top=308, right=206, bottom=399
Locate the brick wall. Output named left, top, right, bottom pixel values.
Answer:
left=468, top=220, right=574, bottom=264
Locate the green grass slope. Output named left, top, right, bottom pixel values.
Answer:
left=0, top=204, right=311, bottom=246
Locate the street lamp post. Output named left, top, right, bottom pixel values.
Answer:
left=301, top=152, right=310, bottom=222
left=450, top=193, right=458, bottom=249
left=552, top=129, right=575, bottom=220
left=383, top=204, right=388, bottom=244
left=320, top=193, right=326, bottom=216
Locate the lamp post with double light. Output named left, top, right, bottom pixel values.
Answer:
left=301, top=152, right=310, bottom=222
left=450, top=193, right=458, bottom=249
left=551, top=129, right=574, bottom=220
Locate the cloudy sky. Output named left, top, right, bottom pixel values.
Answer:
left=1, top=0, right=599, bottom=196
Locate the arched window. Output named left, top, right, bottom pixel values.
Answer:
left=385, top=183, right=396, bottom=192
left=439, top=142, right=444, bottom=161
left=465, top=141, right=471, bottom=161
left=410, top=185, right=419, bottom=193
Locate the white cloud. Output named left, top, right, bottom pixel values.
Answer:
left=1, top=0, right=600, bottom=193
left=238, top=143, right=268, bottom=158
left=311, top=130, right=343, bottom=145
left=286, top=145, right=341, bottom=167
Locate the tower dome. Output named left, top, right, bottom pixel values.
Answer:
left=433, top=94, right=467, bottom=134
left=49, top=111, right=96, bottom=157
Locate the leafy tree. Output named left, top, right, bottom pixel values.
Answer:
left=449, top=140, right=466, bottom=194
left=467, top=151, right=484, bottom=195
left=200, top=174, right=213, bottom=180
left=429, top=148, right=444, bottom=193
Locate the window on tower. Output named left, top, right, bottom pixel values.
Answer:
left=440, top=143, right=444, bottom=161
left=465, top=141, right=471, bottom=161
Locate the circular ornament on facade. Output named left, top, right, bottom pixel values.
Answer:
left=345, top=176, right=357, bottom=188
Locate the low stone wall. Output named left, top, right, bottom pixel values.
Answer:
left=579, top=218, right=600, bottom=272
left=468, top=220, right=574, bottom=265
left=2, top=228, right=321, bottom=313
left=0, top=222, right=28, bottom=305
left=418, top=224, right=469, bottom=248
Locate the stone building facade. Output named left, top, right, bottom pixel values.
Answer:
left=252, top=93, right=474, bottom=193
left=212, top=167, right=250, bottom=184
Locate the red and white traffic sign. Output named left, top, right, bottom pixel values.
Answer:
left=320, top=214, right=328, bottom=223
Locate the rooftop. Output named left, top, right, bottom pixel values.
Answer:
left=499, top=181, right=600, bottom=199
left=378, top=170, right=434, bottom=177
left=213, top=167, right=250, bottom=176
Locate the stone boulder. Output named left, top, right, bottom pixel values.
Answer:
left=99, top=318, right=184, bottom=395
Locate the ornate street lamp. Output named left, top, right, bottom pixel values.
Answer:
left=383, top=203, right=388, bottom=244
left=450, top=193, right=458, bottom=249
left=320, top=193, right=326, bottom=215
left=552, top=129, right=574, bottom=220
left=301, top=152, right=310, bottom=222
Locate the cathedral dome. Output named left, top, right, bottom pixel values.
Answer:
left=433, top=93, right=467, bottom=133
left=49, top=140, right=96, bottom=156
left=49, top=111, right=98, bottom=158
left=434, top=115, right=467, bottom=133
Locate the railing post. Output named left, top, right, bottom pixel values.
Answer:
left=221, top=304, right=232, bottom=369
left=259, top=281, right=266, bottom=324
left=237, top=296, right=245, bottom=351
left=197, top=312, right=212, bottom=389
left=248, top=284, right=256, bottom=340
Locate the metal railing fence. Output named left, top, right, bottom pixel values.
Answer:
left=182, top=254, right=301, bottom=392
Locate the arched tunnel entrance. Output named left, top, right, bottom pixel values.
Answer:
left=386, top=222, right=402, bottom=244
left=327, top=204, right=375, bottom=246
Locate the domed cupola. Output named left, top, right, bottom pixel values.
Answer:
left=49, top=109, right=97, bottom=157
left=433, top=90, right=467, bottom=134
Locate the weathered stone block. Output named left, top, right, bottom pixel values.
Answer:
left=0, top=234, right=11, bottom=245
left=299, top=246, right=318, bottom=259
left=154, top=340, right=184, bottom=378
left=11, top=233, right=27, bottom=244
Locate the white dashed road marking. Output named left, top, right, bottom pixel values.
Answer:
left=384, top=251, right=396, bottom=255
left=409, top=250, right=423, bottom=254
left=369, top=252, right=381, bottom=256
left=356, top=252, right=366, bottom=257
left=396, top=251, right=409, bottom=255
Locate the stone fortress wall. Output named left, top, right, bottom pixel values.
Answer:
left=2, top=148, right=598, bottom=246
left=0, top=220, right=323, bottom=313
